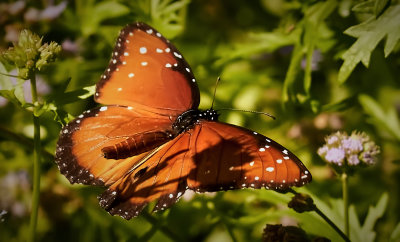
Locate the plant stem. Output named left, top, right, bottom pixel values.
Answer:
left=313, top=204, right=351, bottom=242
left=287, top=189, right=350, bottom=242
left=342, top=172, right=349, bottom=237
left=28, top=74, right=41, bottom=242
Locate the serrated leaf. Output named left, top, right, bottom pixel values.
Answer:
left=338, top=5, right=400, bottom=83
left=359, top=193, right=388, bottom=242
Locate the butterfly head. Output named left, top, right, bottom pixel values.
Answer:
left=172, top=109, right=219, bottom=134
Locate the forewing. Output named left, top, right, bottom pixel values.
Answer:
left=95, top=22, right=200, bottom=114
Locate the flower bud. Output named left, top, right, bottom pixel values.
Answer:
left=288, top=193, right=315, bottom=213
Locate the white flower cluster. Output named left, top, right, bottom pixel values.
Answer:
left=318, top=131, right=380, bottom=166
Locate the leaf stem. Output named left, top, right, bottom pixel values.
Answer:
left=0, top=72, right=27, bottom=79
left=342, top=172, right=349, bottom=237
left=28, top=74, right=41, bottom=242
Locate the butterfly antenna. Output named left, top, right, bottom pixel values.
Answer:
left=211, top=77, right=221, bottom=109
left=217, top=108, right=276, bottom=120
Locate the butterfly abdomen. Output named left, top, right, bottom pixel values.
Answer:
left=101, top=131, right=172, bottom=159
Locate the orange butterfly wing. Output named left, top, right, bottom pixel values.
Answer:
left=55, top=106, right=174, bottom=186
left=95, top=22, right=199, bottom=114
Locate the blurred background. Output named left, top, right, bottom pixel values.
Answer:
left=0, top=0, right=399, bottom=241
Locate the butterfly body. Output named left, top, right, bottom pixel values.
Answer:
left=55, top=22, right=311, bottom=220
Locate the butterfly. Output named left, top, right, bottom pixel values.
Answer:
left=55, top=22, right=311, bottom=220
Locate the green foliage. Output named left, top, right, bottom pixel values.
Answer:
left=359, top=94, right=400, bottom=141
left=391, top=222, right=400, bottom=242
left=339, top=5, right=400, bottom=83
left=0, top=0, right=400, bottom=241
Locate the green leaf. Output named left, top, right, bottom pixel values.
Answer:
left=81, top=1, right=130, bottom=36
left=359, top=94, right=400, bottom=141
left=150, top=0, right=191, bottom=38
left=49, top=84, right=95, bottom=106
left=352, top=0, right=375, bottom=14
left=338, top=5, right=400, bottom=83
left=390, top=222, right=400, bottom=242
left=374, top=0, right=391, bottom=18
left=0, top=62, right=13, bottom=90
left=358, top=193, right=388, bottom=242
left=0, top=89, right=22, bottom=106
left=283, top=0, right=337, bottom=104
left=321, top=95, right=358, bottom=112
left=216, top=30, right=299, bottom=66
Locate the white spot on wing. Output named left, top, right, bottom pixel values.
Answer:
left=173, top=52, right=182, bottom=58
left=276, top=159, right=282, bottom=164
left=128, top=73, right=134, bottom=78
left=139, top=47, right=147, bottom=54
left=141, top=61, right=148, bottom=66
left=100, top=106, right=108, bottom=111
left=259, top=148, right=265, bottom=152
left=266, top=167, right=274, bottom=172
